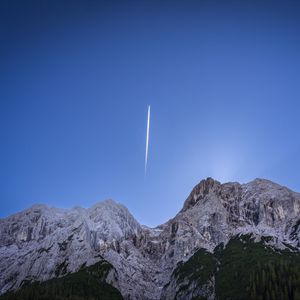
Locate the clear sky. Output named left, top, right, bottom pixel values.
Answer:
left=1, top=0, right=300, bottom=226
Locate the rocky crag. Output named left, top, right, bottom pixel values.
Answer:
left=0, top=178, right=300, bottom=299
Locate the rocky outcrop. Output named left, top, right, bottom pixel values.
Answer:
left=0, top=178, right=300, bottom=299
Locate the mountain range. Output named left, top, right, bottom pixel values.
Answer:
left=0, top=178, right=300, bottom=300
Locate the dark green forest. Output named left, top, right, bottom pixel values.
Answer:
left=172, top=234, right=300, bottom=300
left=0, top=261, right=123, bottom=300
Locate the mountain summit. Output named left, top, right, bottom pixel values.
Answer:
left=0, top=178, right=300, bottom=299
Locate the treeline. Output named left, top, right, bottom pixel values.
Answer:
left=0, top=261, right=123, bottom=300
left=172, top=234, right=300, bottom=300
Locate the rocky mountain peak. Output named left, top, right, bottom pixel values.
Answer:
left=181, top=177, right=221, bottom=212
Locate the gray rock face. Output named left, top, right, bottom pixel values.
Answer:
left=0, top=178, right=300, bottom=299
left=0, top=200, right=139, bottom=296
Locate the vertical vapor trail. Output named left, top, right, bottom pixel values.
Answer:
left=145, top=105, right=151, bottom=175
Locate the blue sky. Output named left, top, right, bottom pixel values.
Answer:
left=1, top=0, right=300, bottom=226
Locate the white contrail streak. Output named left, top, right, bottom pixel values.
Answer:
left=145, top=105, right=151, bottom=175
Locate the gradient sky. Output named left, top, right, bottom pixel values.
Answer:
left=1, top=0, right=300, bottom=226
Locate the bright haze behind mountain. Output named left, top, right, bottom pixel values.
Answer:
left=1, top=0, right=300, bottom=226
